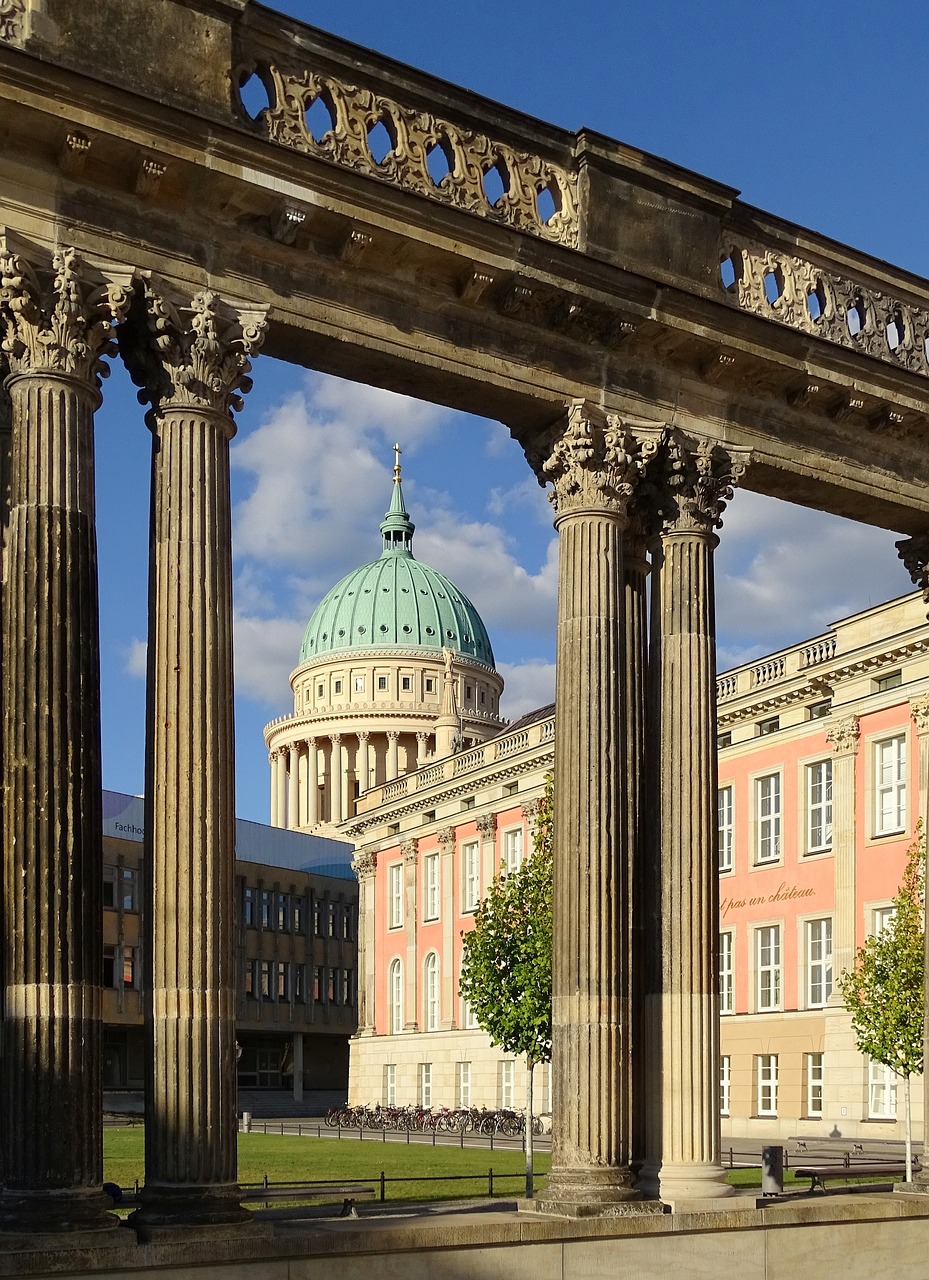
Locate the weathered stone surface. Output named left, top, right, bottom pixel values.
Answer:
left=0, top=247, right=128, bottom=1232
left=118, top=284, right=265, bottom=1229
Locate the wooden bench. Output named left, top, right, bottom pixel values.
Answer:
left=793, top=1162, right=918, bottom=1192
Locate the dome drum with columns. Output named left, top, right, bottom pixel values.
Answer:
left=265, top=450, right=505, bottom=833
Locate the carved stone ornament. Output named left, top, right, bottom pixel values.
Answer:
left=911, top=696, right=929, bottom=736
left=0, top=244, right=132, bottom=386
left=521, top=798, right=542, bottom=830
left=826, top=716, right=859, bottom=756
left=476, top=813, right=497, bottom=840
left=541, top=400, right=642, bottom=520
left=0, top=0, right=24, bottom=44
left=352, top=850, right=377, bottom=880
left=118, top=284, right=267, bottom=429
left=402, top=838, right=419, bottom=865
left=639, top=429, right=748, bottom=536
left=896, top=533, right=929, bottom=607
left=251, top=62, right=578, bottom=248
left=437, top=826, right=456, bottom=852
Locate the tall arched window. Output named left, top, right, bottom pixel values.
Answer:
left=423, top=951, right=440, bottom=1032
left=389, top=957, right=403, bottom=1034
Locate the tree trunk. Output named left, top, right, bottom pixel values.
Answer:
left=905, top=1072, right=913, bottom=1183
left=525, top=1058, right=535, bottom=1199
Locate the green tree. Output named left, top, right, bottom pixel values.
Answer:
left=459, top=775, right=553, bottom=1197
left=838, top=827, right=924, bottom=1181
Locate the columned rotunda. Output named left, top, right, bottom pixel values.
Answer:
left=264, top=453, right=505, bottom=833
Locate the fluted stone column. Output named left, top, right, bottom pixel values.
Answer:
left=268, top=753, right=278, bottom=826
left=273, top=749, right=286, bottom=828
left=357, top=731, right=370, bottom=797
left=535, top=402, right=641, bottom=1212
left=306, top=738, right=319, bottom=825
left=330, top=735, right=342, bottom=825
left=825, top=717, right=859, bottom=999
left=895, top=534, right=929, bottom=1193
left=0, top=247, right=130, bottom=1233
left=120, top=285, right=266, bottom=1229
left=387, top=730, right=400, bottom=781
left=353, top=852, right=377, bottom=1035
left=624, top=522, right=652, bottom=1173
left=643, top=432, right=744, bottom=1204
left=287, top=745, right=300, bottom=829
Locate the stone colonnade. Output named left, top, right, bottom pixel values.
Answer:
left=269, top=729, right=423, bottom=830
left=0, top=246, right=266, bottom=1233
left=534, top=403, right=746, bottom=1210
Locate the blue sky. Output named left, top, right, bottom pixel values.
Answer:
left=94, top=1, right=925, bottom=821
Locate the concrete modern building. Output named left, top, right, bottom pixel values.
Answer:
left=339, top=588, right=929, bottom=1147
left=100, top=792, right=358, bottom=1106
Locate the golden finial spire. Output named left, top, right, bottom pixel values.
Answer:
left=393, top=442, right=402, bottom=482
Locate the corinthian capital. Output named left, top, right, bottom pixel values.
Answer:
left=911, top=696, right=929, bottom=736
left=119, top=283, right=266, bottom=428
left=0, top=244, right=132, bottom=385
left=540, top=400, right=641, bottom=520
left=896, top=533, right=929, bottom=606
left=639, top=429, right=748, bottom=536
left=826, top=716, right=859, bottom=756
left=0, top=1, right=26, bottom=45
left=352, top=851, right=377, bottom=880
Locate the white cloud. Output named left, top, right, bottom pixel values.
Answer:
left=498, top=660, right=556, bottom=721
left=715, top=490, right=912, bottom=668
left=123, top=638, right=147, bottom=679
left=233, top=613, right=305, bottom=706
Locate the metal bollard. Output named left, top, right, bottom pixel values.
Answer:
left=242, top=1111, right=252, bottom=1133
left=761, top=1145, right=784, bottom=1196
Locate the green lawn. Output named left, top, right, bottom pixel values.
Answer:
left=104, top=1129, right=550, bottom=1203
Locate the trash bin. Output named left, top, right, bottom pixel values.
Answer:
left=761, top=1145, right=784, bottom=1195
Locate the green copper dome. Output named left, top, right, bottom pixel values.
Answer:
left=299, top=459, right=496, bottom=667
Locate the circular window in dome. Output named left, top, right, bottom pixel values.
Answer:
left=322, top=633, right=328, bottom=640
left=402, top=624, right=411, bottom=633
left=437, top=592, right=445, bottom=598
left=401, top=587, right=409, bottom=593
left=463, top=634, right=471, bottom=642
left=380, top=624, right=388, bottom=632
left=419, top=589, right=427, bottom=595
left=446, top=629, right=454, bottom=638
left=382, top=587, right=389, bottom=592
left=425, top=626, right=435, bottom=635
left=347, top=591, right=354, bottom=596
left=358, top=626, right=366, bottom=633
left=338, top=629, right=345, bottom=636
left=364, top=588, right=371, bottom=594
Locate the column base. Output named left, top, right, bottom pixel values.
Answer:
left=895, top=1176, right=929, bottom=1197
left=657, top=1162, right=735, bottom=1203
left=128, top=1183, right=252, bottom=1238
left=535, top=1165, right=646, bottom=1217
left=0, top=1186, right=118, bottom=1235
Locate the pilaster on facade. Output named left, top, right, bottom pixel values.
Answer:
left=119, top=282, right=266, bottom=1230
left=0, top=245, right=131, bottom=1233
left=352, top=851, right=377, bottom=1035
left=825, top=716, right=859, bottom=1005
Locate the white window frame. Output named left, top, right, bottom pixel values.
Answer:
left=457, top=1061, right=472, bottom=1109
left=806, top=758, right=833, bottom=853
left=720, top=1055, right=731, bottom=1117
left=461, top=840, right=480, bottom=913
left=502, top=826, right=523, bottom=875
left=757, top=1054, right=778, bottom=1116
left=755, top=772, right=782, bottom=864
left=755, top=923, right=781, bottom=1011
left=423, top=853, right=440, bottom=921
left=718, top=785, right=734, bottom=874
left=806, top=917, right=833, bottom=1008
left=384, top=1063, right=397, bottom=1106
left=868, top=1060, right=897, bottom=1119
left=387, top=862, right=403, bottom=930
left=423, top=951, right=440, bottom=1031
left=873, top=904, right=896, bottom=937
left=874, top=734, right=907, bottom=837
left=807, top=1053, right=824, bottom=1118
left=419, top=1062, right=433, bottom=1109
left=388, top=957, right=403, bottom=1035
left=461, top=994, right=479, bottom=1029
left=719, top=928, right=734, bottom=1015
left=500, top=1060, right=515, bottom=1109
